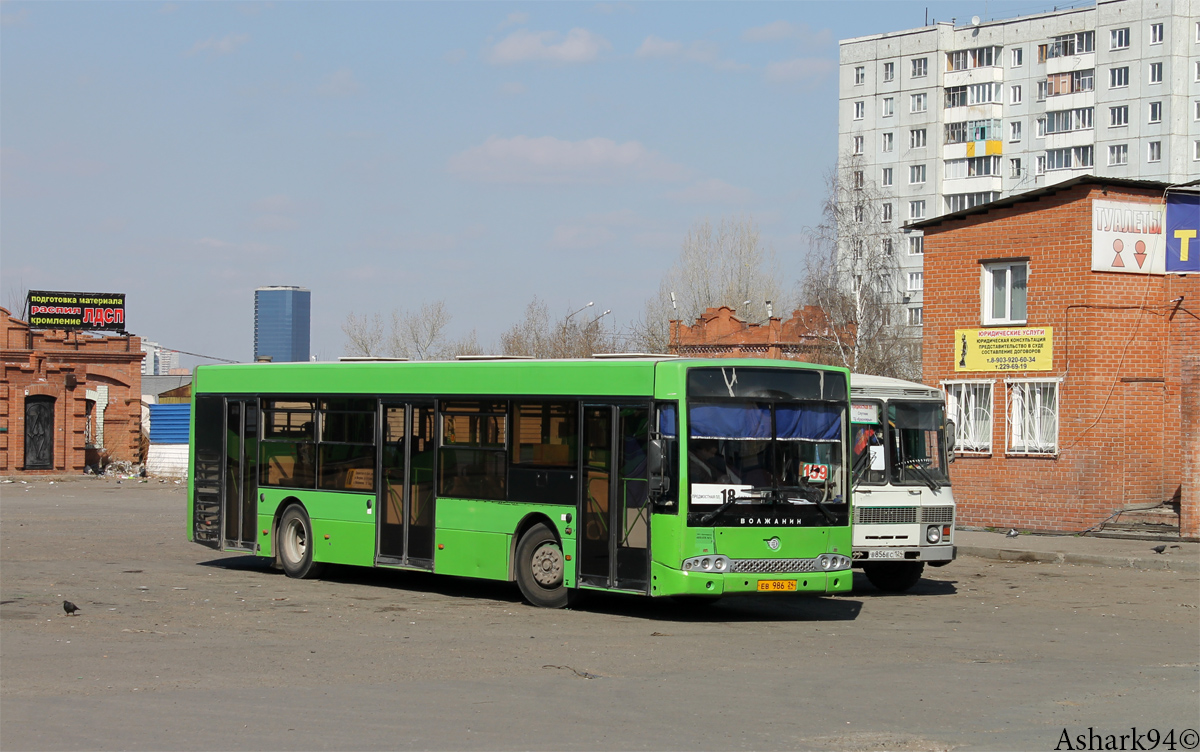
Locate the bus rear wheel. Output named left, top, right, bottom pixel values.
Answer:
left=278, top=506, right=325, bottom=580
left=515, top=523, right=570, bottom=609
left=863, top=561, right=924, bottom=592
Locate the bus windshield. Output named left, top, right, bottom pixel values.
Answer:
left=888, top=402, right=950, bottom=489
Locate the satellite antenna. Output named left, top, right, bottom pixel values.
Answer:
left=971, top=15, right=981, bottom=25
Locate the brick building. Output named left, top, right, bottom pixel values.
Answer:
left=915, top=176, right=1198, bottom=539
left=669, top=306, right=844, bottom=362
left=1, top=307, right=144, bottom=475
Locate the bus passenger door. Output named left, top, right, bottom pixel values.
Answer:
left=222, top=399, right=259, bottom=552
left=378, top=402, right=436, bottom=569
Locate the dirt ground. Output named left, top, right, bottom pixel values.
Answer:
left=2, top=478, right=1197, bottom=751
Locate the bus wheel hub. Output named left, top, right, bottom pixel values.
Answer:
left=531, top=544, right=563, bottom=587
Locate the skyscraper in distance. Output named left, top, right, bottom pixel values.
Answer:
left=254, top=286, right=310, bottom=363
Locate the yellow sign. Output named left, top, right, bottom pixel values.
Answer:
left=954, top=327, right=1053, bottom=372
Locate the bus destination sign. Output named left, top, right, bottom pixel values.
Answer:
left=26, top=290, right=127, bottom=331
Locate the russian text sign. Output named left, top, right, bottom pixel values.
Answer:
left=1092, top=199, right=1166, bottom=275
left=1164, top=191, right=1199, bottom=274
left=954, top=327, right=1053, bottom=372
left=26, top=290, right=126, bottom=331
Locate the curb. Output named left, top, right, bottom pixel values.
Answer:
left=959, top=545, right=1200, bottom=573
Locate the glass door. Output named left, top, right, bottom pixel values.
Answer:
left=222, top=399, right=258, bottom=551
left=377, top=402, right=436, bottom=569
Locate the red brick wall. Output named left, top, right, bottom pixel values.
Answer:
left=922, top=184, right=1198, bottom=535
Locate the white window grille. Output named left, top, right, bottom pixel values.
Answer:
left=1007, top=380, right=1059, bottom=454
left=944, top=381, right=993, bottom=452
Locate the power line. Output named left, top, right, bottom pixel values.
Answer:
left=162, top=348, right=239, bottom=364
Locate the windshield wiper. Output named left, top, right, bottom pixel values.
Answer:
left=764, top=485, right=838, bottom=524
left=899, top=458, right=942, bottom=491
left=696, top=495, right=757, bottom=525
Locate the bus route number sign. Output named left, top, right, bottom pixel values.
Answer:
left=802, top=464, right=829, bottom=482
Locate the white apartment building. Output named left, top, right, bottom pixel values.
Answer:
left=838, top=0, right=1200, bottom=330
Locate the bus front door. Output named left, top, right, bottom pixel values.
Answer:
left=222, top=399, right=259, bottom=552
left=578, top=404, right=650, bottom=592
left=378, top=402, right=436, bottom=569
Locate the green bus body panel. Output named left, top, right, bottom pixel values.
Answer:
left=435, top=529, right=511, bottom=581
left=435, top=498, right=575, bottom=586
left=254, top=489, right=376, bottom=567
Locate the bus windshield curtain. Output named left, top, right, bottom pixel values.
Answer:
left=689, top=404, right=771, bottom=439
left=776, top=404, right=841, bottom=442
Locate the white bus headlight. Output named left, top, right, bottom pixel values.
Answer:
left=926, top=525, right=942, bottom=544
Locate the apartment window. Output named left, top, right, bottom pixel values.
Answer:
left=1035, top=155, right=1046, bottom=174
left=1011, top=47, right=1023, bottom=67
left=908, top=200, right=926, bottom=220
left=1195, top=101, right=1199, bottom=120
left=909, top=164, right=926, bottom=184
left=1008, top=380, right=1059, bottom=455
left=908, top=307, right=923, bottom=327
left=883, top=62, right=895, bottom=82
left=984, top=261, right=1027, bottom=324
left=910, top=128, right=927, bottom=148
left=881, top=167, right=893, bottom=186
left=1108, top=144, right=1128, bottom=165
left=882, top=97, right=894, bottom=117
left=881, top=132, right=894, bottom=152
left=854, top=170, right=865, bottom=190
left=945, top=192, right=1000, bottom=212
left=944, top=119, right=1001, bottom=144
left=853, top=135, right=864, bottom=155
left=1110, top=27, right=1130, bottom=50
left=1150, top=23, right=1163, bottom=44
left=1195, top=140, right=1200, bottom=160
left=1046, top=146, right=1093, bottom=170
left=912, top=57, right=927, bottom=78
left=1148, top=141, right=1161, bottom=162
left=1110, top=66, right=1129, bottom=88
left=1196, top=61, right=1200, bottom=82
left=908, top=272, right=923, bottom=291
left=1010, top=158, right=1022, bottom=177
left=944, top=382, right=993, bottom=453
left=1036, top=81, right=1048, bottom=101
left=1010, top=85, right=1022, bottom=104
left=1149, top=62, right=1163, bottom=84
left=911, top=93, right=928, bottom=113
left=854, top=204, right=865, bottom=223
left=854, top=101, right=865, bottom=120
left=909, top=236, right=923, bottom=255
left=944, top=156, right=1001, bottom=179
left=947, top=50, right=968, bottom=71
left=1047, top=69, right=1095, bottom=96
left=855, top=66, right=866, bottom=85
left=881, top=203, right=893, bottom=222
left=1010, top=120, right=1023, bottom=142
left=1149, top=101, right=1163, bottom=123
left=1040, top=31, right=1095, bottom=61
left=1036, top=117, right=1046, bottom=138
left=1109, top=105, right=1128, bottom=127
left=1046, top=107, right=1093, bottom=133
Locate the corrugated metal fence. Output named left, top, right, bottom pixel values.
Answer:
left=149, top=404, right=191, bottom=444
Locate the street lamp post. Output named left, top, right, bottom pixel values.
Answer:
left=565, top=301, right=594, bottom=323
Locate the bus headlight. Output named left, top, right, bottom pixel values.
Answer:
left=817, top=554, right=851, bottom=571
left=682, top=555, right=730, bottom=572
left=926, top=525, right=942, bottom=544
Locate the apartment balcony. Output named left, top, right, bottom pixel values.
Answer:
left=1045, top=130, right=1096, bottom=149
left=943, top=103, right=1004, bottom=121
left=942, top=140, right=1003, bottom=160
left=1044, top=91, right=1095, bottom=111
left=942, top=175, right=1003, bottom=194
left=943, top=67, right=1005, bottom=87
left=1046, top=52, right=1095, bottom=76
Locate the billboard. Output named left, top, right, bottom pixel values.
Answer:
left=1091, top=199, right=1166, bottom=275
left=26, top=290, right=127, bottom=331
left=954, top=327, right=1053, bottom=372
left=1164, top=191, right=1199, bottom=274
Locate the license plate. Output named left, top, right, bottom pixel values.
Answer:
left=757, top=579, right=797, bottom=592
left=869, top=549, right=904, bottom=559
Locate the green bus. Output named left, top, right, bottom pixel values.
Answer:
left=187, top=357, right=853, bottom=608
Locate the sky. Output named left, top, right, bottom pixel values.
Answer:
left=1, top=0, right=1060, bottom=366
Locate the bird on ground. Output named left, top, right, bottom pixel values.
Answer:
left=1152, top=544, right=1167, bottom=554
left=63, top=600, right=80, bottom=616
left=1006, top=528, right=1019, bottom=539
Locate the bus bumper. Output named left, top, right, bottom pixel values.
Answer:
left=851, top=544, right=956, bottom=565
left=651, top=562, right=853, bottom=597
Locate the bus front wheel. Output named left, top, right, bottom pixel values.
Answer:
left=863, top=561, right=924, bottom=592
left=278, top=506, right=325, bottom=580
left=515, top=523, right=570, bottom=608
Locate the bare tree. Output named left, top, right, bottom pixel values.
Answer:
left=633, top=216, right=789, bottom=352
left=342, top=300, right=455, bottom=360
left=798, top=159, right=920, bottom=380
left=501, top=296, right=621, bottom=359
left=341, top=311, right=385, bottom=357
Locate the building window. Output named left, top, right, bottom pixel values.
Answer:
left=881, top=97, right=894, bottom=117
left=1011, top=47, right=1023, bottom=67
left=855, top=65, right=866, bottom=85
left=910, top=128, right=927, bottom=148
left=1149, top=62, right=1163, bottom=84
left=908, top=200, right=925, bottom=220
left=1110, top=66, right=1129, bottom=88
left=883, top=62, right=895, bottom=82
left=912, top=57, right=927, bottom=78
left=1110, top=27, right=1130, bottom=50
left=907, top=307, right=923, bottom=327
left=1035, top=155, right=1046, bottom=174
left=1196, top=61, right=1200, bottom=82
left=944, top=156, right=1001, bottom=179
left=908, top=271, right=923, bottom=291
left=1195, top=140, right=1200, bottom=160
left=1109, top=105, right=1128, bottom=127
left=945, top=191, right=1000, bottom=212
left=983, top=261, right=1027, bottom=325
left=881, top=167, right=893, bottom=186
left=1150, top=23, right=1163, bottom=44
left=1046, top=146, right=1093, bottom=170
left=1010, top=85, right=1022, bottom=104
left=854, top=101, right=865, bottom=120
left=909, top=164, right=926, bottom=185
left=1046, top=107, right=1094, bottom=133
left=911, top=93, right=927, bottom=113
left=1036, top=81, right=1047, bottom=101
left=1010, top=120, right=1022, bottom=141
left=1008, top=380, right=1059, bottom=455
left=1036, top=117, right=1046, bottom=138
left=1148, top=141, right=1161, bottom=162
left=853, top=135, right=864, bottom=155
left=854, top=204, right=865, bottom=223
left=853, top=170, right=865, bottom=190
left=881, top=203, right=893, bottom=222
left=881, top=238, right=893, bottom=256
left=1149, top=101, right=1163, bottom=123
left=1010, top=158, right=1022, bottom=177
left=881, top=132, right=894, bottom=152
left=1109, top=144, right=1128, bottom=165
left=909, top=236, right=923, bottom=255
left=944, top=382, right=993, bottom=453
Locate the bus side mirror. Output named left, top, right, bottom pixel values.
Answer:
left=648, top=437, right=674, bottom=501
left=945, top=420, right=956, bottom=463
left=648, top=438, right=664, bottom=475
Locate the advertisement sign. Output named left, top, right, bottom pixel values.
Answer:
left=1092, top=199, right=1166, bottom=275
left=26, top=290, right=127, bottom=331
left=1164, top=191, right=1199, bottom=274
left=954, top=327, right=1053, bottom=372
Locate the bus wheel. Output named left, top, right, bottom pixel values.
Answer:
left=278, top=506, right=325, bottom=580
left=863, top=562, right=924, bottom=593
left=515, top=523, right=569, bottom=608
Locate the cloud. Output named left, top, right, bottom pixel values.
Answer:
left=664, top=178, right=754, bottom=205
left=742, top=20, right=833, bottom=48
left=487, top=28, right=611, bottom=64
left=188, top=33, right=249, bottom=57
left=497, top=11, right=528, bottom=30
left=764, top=57, right=836, bottom=85
left=634, top=35, right=748, bottom=72
left=634, top=35, right=682, bottom=59
left=316, top=67, right=362, bottom=97
left=448, top=135, right=690, bottom=185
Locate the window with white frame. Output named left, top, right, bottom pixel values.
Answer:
left=1149, top=62, right=1163, bottom=84
left=909, top=200, right=925, bottom=220
left=1110, top=28, right=1130, bottom=50
left=1110, top=105, right=1128, bottom=127
left=1148, top=141, right=1161, bottom=162
left=944, top=382, right=993, bottom=452
left=854, top=101, right=865, bottom=120
left=1008, top=380, right=1059, bottom=454
left=983, top=260, right=1027, bottom=324
left=881, top=203, right=893, bottom=222
left=882, top=167, right=893, bottom=186
left=1035, top=155, right=1046, bottom=175
left=1108, top=143, right=1128, bottom=165
left=1150, top=23, right=1163, bottom=44
left=1011, top=47, right=1023, bottom=67
left=1036, top=81, right=1048, bottom=101
left=882, top=97, right=894, bottom=117
left=1010, top=85, right=1022, bottom=104
left=882, top=132, right=894, bottom=152
left=1010, top=120, right=1022, bottom=141
left=853, top=135, right=864, bottom=155
left=1195, top=140, right=1200, bottom=160
left=1110, top=66, right=1129, bottom=88
left=1149, top=101, right=1163, bottom=123
left=909, top=164, right=926, bottom=184
left=854, top=204, right=865, bottom=223
left=908, top=307, right=923, bottom=326
left=907, top=271, right=923, bottom=291
left=910, top=128, right=927, bottom=148
left=1036, top=117, right=1046, bottom=138
left=883, top=61, right=895, bottom=81
left=853, top=170, right=865, bottom=190
left=855, top=66, right=865, bottom=85
left=1010, top=158, right=1022, bottom=177
left=1195, top=61, right=1200, bottom=81
left=912, top=57, right=927, bottom=78
left=911, top=93, right=928, bottom=113
left=908, top=236, right=923, bottom=255
left=882, top=237, right=893, bottom=256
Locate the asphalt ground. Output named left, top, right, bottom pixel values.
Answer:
left=1, top=478, right=1197, bottom=751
